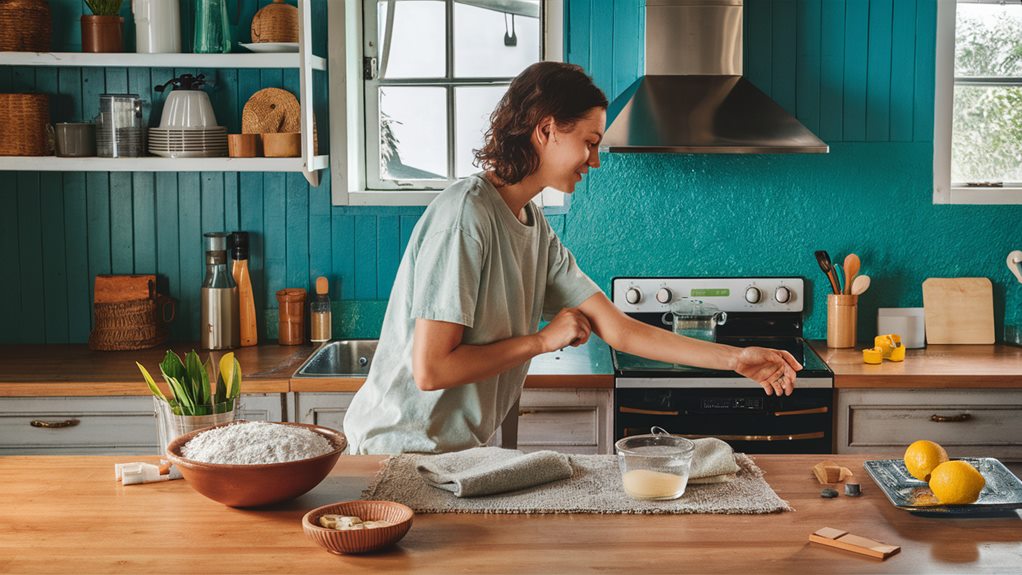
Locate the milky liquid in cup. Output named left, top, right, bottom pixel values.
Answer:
left=618, top=445, right=691, bottom=500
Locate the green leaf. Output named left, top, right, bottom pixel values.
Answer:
left=201, top=356, right=213, bottom=405
left=137, top=362, right=167, bottom=402
left=160, top=350, right=185, bottom=384
left=185, top=350, right=204, bottom=401
left=166, top=376, right=194, bottom=413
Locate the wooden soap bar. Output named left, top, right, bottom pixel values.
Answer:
left=810, top=527, right=900, bottom=560
left=94, top=274, right=156, bottom=304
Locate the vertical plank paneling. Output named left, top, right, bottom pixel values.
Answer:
left=86, top=172, right=111, bottom=307
left=819, top=0, right=845, bottom=140
left=0, top=170, right=19, bottom=344
left=795, top=0, right=822, bottom=133
left=239, top=172, right=266, bottom=327
left=17, top=173, right=45, bottom=342
left=63, top=173, right=91, bottom=342
left=132, top=173, right=156, bottom=273
left=866, top=0, right=893, bottom=141
left=263, top=172, right=287, bottom=306
left=842, top=0, right=869, bottom=141
left=611, top=0, right=639, bottom=100
left=590, top=0, right=614, bottom=96
left=567, top=0, right=592, bottom=69
left=41, top=173, right=69, bottom=343
left=285, top=172, right=310, bottom=290
left=332, top=213, right=356, bottom=300
left=771, top=0, right=797, bottom=113
left=354, top=217, right=378, bottom=299
left=890, top=0, right=917, bottom=141
left=177, top=173, right=202, bottom=339
left=57, top=67, right=84, bottom=121
left=225, top=174, right=240, bottom=232
left=377, top=215, right=400, bottom=299
left=913, top=0, right=936, bottom=142
left=309, top=171, right=332, bottom=293
left=155, top=173, right=183, bottom=340
left=746, top=0, right=773, bottom=95
left=200, top=171, right=225, bottom=235
left=399, top=214, right=419, bottom=255
left=109, top=172, right=134, bottom=273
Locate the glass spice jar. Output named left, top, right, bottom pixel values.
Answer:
left=276, top=288, right=307, bottom=345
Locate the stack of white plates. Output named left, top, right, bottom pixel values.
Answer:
left=148, top=126, right=228, bottom=158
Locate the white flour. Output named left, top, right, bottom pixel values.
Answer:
left=182, top=421, right=334, bottom=464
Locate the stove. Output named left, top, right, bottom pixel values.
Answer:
left=612, top=277, right=834, bottom=454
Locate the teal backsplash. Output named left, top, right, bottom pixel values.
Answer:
left=2, top=0, right=1021, bottom=345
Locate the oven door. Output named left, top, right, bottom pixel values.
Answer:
left=614, top=381, right=834, bottom=454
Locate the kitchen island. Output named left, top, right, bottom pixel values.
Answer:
left=1, top=454, right=1018, bottom=574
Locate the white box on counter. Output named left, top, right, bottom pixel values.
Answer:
left=877, top=308, right=926, bottom=348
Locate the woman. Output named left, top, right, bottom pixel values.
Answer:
left=343, top=62, right=801, bottom=455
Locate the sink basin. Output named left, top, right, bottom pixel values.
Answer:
left=294, top=340, right=378, bottom=378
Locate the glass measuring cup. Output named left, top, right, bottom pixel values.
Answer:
left=615, top=427, right=695, bottom=500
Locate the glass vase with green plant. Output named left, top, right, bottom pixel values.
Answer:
left=138, top=350, right=242, bottom=416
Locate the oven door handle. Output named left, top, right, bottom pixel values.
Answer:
left=674, top=431, right=826, bottom=442
left=619, top=406, right=680, bottom=416
left=773, top=407, right=829, bottom=417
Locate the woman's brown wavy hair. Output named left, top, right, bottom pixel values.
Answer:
left=474, top=62, right=607, bottom=185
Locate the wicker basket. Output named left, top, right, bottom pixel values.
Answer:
left=0, top=93, right=51, bottom=156
left=251, top=0, right=298, bottom=43
left=242, top=87, right=317, bottom=152
left=0, top=0, right=51, bottom=52
left=88, top=296, right=175, bottom=351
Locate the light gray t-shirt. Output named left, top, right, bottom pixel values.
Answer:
left=342, top=174, right=601, bottom=454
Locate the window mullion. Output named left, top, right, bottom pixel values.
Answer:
left=446, top=0, right=456, bottom=181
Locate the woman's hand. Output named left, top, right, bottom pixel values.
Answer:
left=733, top=347, right=803, bottom=396
left=536, top=308, right=592, bottom=352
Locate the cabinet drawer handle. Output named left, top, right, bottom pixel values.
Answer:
left=30, top=419, right=80, bottom=429
left=930, top=413, right=971, bottom=423
left=774, top=407, right=829, bottom=417
left=619, top=406, right=680, bottom=416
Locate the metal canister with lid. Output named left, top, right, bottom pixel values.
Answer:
left=200, top=232, right=239, bottom=350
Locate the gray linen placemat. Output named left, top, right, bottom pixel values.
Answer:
left=362, top=452, right=793, bottom=514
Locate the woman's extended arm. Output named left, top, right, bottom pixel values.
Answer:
left=411, top=308, right=593, bottom=391
left=577, top=293, right=801, bottom=395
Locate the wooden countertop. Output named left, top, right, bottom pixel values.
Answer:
left=0, top=344, right=314, bottom=396
left=0, top=338, right=614, bottom=397
left=1, top=454, right=1018, bottom=574
left=809, top=341, right=1022, bottom=388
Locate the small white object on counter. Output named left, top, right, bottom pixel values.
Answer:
left=114, top=462, right=182, bottom=485
left=877, top=308, right=926, bottom=348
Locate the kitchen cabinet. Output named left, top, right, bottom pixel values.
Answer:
left=489, top=389, right=614, bottom=455
left=0, top=393, right=285, bottom=455
left=835, top=388, right=1022, bottom=461
left=291, top=392, right=356, bottom=431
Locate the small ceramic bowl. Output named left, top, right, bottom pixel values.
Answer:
left=303, top=500, right=414, bottom=554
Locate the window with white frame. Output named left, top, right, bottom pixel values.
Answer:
left=934, top=0, right=1022, bottom=204
left=329, top=0, right=565, bottom=206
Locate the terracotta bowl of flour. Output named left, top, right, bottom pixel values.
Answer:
left=166, top=421, right=347, bottom=508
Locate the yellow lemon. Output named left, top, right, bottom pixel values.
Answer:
left=903, top=440, right=949, bottom=481
left=928, top=460, right=986, bottom=504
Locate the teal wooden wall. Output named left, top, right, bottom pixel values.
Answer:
left=3, top=0, right=1021, bottom=345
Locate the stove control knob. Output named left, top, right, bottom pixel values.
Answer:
left=655, top=288, right=673, bottom=304
left=745, top=286, right=762, bottom=304
left=625, top=287, right=642, bottom=305
left=774, top=286, right=792, bottom=304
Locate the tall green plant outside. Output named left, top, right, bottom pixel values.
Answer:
left=85, top=0, right=123, bottom=16
left=138, top=351, right=242, bottom=416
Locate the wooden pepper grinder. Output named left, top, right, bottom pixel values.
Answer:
left=230, top=231, right=258, bottom=347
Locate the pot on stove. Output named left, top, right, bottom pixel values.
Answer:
left=661, top=298, right=727, bottom=342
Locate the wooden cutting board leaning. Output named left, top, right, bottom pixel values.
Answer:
left=921, top=278, right=995, bottom=344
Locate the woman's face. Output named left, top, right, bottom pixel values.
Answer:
left=539, top=107, right=606, bottom=194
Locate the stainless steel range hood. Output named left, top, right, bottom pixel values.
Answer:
left=601, top=0, right=828, bottom=154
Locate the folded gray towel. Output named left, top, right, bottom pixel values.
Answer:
left=688, top=437, right=741, bottom=484
left=415, top=447, right=573, bottom=497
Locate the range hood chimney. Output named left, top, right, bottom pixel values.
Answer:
left=600, top=0, right=828, bottom=154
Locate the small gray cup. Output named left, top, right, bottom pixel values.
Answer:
left=55, top=123, right=96, bottom=157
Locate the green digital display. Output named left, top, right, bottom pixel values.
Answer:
left=690, top=288, right=730, bottom=297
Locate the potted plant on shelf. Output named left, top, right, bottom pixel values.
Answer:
left=138, top=350, right=243, bottom=457
left=82, top=0, right=124, bottom=53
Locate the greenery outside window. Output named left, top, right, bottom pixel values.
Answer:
left=934, top=0, right=1022, bottom=204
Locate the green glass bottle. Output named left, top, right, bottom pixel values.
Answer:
left=194, top=0, right=231, bottom=54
